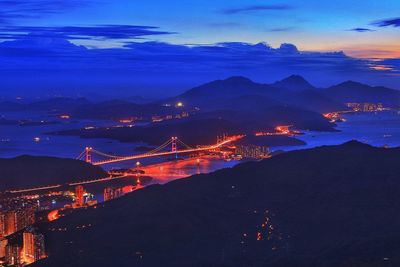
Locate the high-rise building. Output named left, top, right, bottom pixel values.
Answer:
left=0, top=213, right=5, bottom=238
left=0, top=238, right=8, bottom=259
left=2, top=207, right=36, bottom=237
left=15, top=207, right=36, bottom=233
left=22, top=227, right=46, bottom=264
left=5, top=243, right=22, bottom=266
left=4, top=211, right=16, bottom=236
left=75, top=185, right=85, bottom=206
left=0, top=200, right=37, bottom=241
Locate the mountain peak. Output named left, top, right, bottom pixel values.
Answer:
left=341, top=140, right=373, bottom=148
left=283, top=74, right=308, bottom=82
left=223, top=76, right=254, bottom=84
left=338, top=80, right=367, bottom=87
left=273, top=74, right=315, bottom=91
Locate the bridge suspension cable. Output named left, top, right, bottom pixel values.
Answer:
left=91, top=149, right=123, bottom=159
left=77, top=135, right=243, bottom=165
left=177, top=139, right=194, bottom=150
left=76, top=150, right=86, bottom=160
left=143, top=139, right=173, bottom=155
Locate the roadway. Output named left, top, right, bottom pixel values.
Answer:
left=91, top=136, right=244, bottom=165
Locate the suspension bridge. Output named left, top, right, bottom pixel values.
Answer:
left=76, top=135, right=244, bottom=166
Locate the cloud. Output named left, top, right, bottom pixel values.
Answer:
left=348, top=28, right=375, bottom=32
left=267, top=27, right=296, bottom=32
left=372, top=17, right=400, bottom=27
left=0, top=25, right=175, bottom=41
left=0, top=36, right=399, bottom=97
left=222, top=5, right=293, bottom=15
left=0, top=0, right=91, bottom=24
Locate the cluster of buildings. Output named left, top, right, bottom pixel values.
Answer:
left=103, top=187, right=125, bottom=202
left=235, top=145, right=270, bottom=159
left=0, top=200, right=46, bottom=266
left=118, top=111, right=191, bottom=124
left=0, top=177, right=144, bottom=266
left=103, top=181, right=142, bottom=202
left=2, top=227, right=46, bottom=266
left=346, top=102, right=385, bottom=112
left=118, top=102, right=198, bottom=124
left=68, top=185, right=97, bottom=209
left=254, top=126, right=301, bottom=137
left=0, top=202, right=36, bottom=238
left=151, top=111, right=190, bottom=123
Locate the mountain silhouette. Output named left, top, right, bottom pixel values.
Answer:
left=325, top=81, right=400, bottom=106
left=34, top=142, right=400, bottom=267
left=273, top=74, right=315, bottom=91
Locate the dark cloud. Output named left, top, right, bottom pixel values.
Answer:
left=348, top=28, right=375, bottom=32
left=372, top=17, right=400, bottom=27
left=0, top=36, right=398, bottom=97
left=0, top=25, right=175, bottom=41
left=0, top=0, right=91, bottom=24
left=222, top=5, right=293, bottom=15
left=267, top=27, right=296, bottom=32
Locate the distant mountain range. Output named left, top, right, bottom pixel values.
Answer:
left=325, top=80, right=400, bottom=106
left=2, top=75, right=398, bottom=116
left=2, top=75, right=400, bottom=145
left=172, top=75, right=400, bottom=113
left=33, top=142, right=400, bottom=267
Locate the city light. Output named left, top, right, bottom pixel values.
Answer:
left=175, top=102, right=184, bottom=108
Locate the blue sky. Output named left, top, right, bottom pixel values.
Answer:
left=0, top=0, right=399, bottom=97
left=2, top=0, right=400, bottom=56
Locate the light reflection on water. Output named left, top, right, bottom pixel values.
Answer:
left=141, top=157, right=239, bottom=184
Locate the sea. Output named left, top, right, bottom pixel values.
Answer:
left=1, top=110, right=400, bottom=184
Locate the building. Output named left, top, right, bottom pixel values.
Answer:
left=22, top=227, right=46, bottom=265
left=5, top=243, right=22, bottom=266
left=15, top=207, right=36, bottom=234
left=0, top=213, right=5, bottom=238
left=0, top=206, right=36, bottom=237
left=0, top=238, right=8, bottom=259
left=104, top=187, right=124, bottom=202
left=5, top=211, right=16, bottom=236
left=75, top=185, right=85, bottom=207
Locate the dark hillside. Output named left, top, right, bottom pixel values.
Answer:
left=0, top=156, right=107, bottom=190
left=34, top=142, right=400, bottom=267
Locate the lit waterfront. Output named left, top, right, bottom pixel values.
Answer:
left=141, top=156, right=240, bottom=184
left=2, top=111, right=400, bottom=161
left=271, top=111, right=400, bottom=152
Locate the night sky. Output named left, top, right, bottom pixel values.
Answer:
left=1, top=0, right=399, bottom=97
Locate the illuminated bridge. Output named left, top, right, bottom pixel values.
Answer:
left=77, top=135, right=244, bottom=166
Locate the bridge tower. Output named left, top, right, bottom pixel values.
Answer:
left=171, top=137, right=177, bottom=153
left=171, top=137, right=178, bottom=158
left=85, top=147, right=92, bottom=164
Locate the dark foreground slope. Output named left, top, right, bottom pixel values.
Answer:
left=0, top=156, right=107, bottom=190
left=35, top=142, right=400, bottom=267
